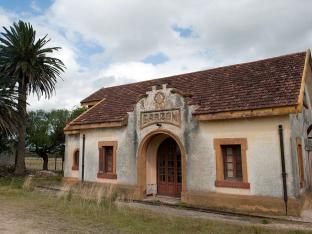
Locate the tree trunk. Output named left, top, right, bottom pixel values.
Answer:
left=14, top=81, right=27, bottom=175
left=42, top=153, right=49, bottom=171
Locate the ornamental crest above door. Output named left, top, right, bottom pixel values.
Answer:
left=136, top=83, right=184, bottom=129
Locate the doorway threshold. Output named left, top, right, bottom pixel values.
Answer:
left=143, top=195, right=181, bottom=205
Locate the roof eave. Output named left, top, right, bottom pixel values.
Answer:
left=193, top=105, right=299, bottom=121
left=296, top=49, right=311, bottom=113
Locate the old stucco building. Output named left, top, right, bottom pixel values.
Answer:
left=64, top=50, right=312, bottom=215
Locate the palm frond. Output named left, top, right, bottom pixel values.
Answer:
left=0, top=20, right=65, bottom=100
left=0, top=80, right=21, bottom=135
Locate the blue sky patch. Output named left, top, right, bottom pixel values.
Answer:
left=0, top=0, right=53, bottom=14
left=76, top=39, right=105, bottom=67
left=143, top=52, right=169, bottom=65
left=172, top=25, right=196, bottom=38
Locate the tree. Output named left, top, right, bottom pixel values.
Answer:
left=26, top=109, right=69, bottom=170
left=0, top=131, right=15, bottom=155
left=0, top=79, right=20, bottom=135
left=0, top=21, right=65, bottom=175
left=68, top=106, right=87, bottom=121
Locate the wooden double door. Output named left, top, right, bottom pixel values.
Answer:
left=157, top=138, right=182, bottom=197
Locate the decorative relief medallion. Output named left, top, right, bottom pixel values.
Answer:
left=140, top=109, right=181, bottom=129
left=154, top=92, right=165, bottom=109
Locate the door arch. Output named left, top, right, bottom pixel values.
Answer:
left=137, top=130, right=186, bottom=199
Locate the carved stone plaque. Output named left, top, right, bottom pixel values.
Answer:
left=140, top=109, right=181, bottom=129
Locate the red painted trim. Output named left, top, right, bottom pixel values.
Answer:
left=215, top=180, right=250, bottom=189
left=97, top=172, right=117, bottom=179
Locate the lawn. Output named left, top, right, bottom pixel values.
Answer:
left=0, top=176, right=310, bottom=234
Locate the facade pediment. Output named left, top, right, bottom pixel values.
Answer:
left=136, top=84, right=185, bottom=129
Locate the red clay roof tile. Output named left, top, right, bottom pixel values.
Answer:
left=70, top=51, right=307, bottom=126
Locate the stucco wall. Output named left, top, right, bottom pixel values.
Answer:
left=64, top=134, right=80, bottom=178
left=187, top=116, right=294, bottom=197
left=289, top=62, right=312, bottom=196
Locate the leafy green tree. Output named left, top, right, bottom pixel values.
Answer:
left=68, top=106, right=87, bottom=121
left=0, top=21, right=65, bottom=175
left=26, top=109, right=69, bottom=170
left=0, top=132, right=15, bottom=155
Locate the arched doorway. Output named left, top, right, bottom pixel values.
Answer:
left=157, top=138, right=182, bottom=197
left=137, top=130, right=186, bottom=199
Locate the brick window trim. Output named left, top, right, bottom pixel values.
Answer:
left=215, top=180, right=250, bottom=189
left=296, top=138, right=305, bottom=188
left=97, top=172, right=117, bottom=179
left=213, top=138, right=249, bottom=189
left=97, top=141, right=118, bottom=179
left=72, top=149, right=79, bottom=171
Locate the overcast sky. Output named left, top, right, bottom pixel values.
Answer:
left=0, top=0, right=311, bottom=111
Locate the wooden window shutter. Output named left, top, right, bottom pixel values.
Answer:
left=99, top=147, right=105, bottom=173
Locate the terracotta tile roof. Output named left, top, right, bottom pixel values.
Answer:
left=71, top=51, right=307, bottom=126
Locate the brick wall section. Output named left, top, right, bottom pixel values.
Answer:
left=70, top=51, right=306, bottom=126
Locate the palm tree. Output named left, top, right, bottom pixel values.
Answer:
left=0, top=79, right=20, bottom=135
left=0, top=21, right=65, bottom=175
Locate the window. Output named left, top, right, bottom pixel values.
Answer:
left=214, top=138, right=250, bottom=189
left=97, top=141, right=117, bottom=179
left=72, top=149, right=79, bottom=170
left=296, top=138, right=305, bottom=188
left=222, top=145, right=242, bottom=181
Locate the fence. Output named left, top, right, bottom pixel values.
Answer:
left=25, top=153, right=64, bottom=171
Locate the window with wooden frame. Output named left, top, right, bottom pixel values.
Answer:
left=296, top=138, right=305, bottom=188
left=222, top=145, right=242, bottom=181
left=72, top=149, right=79, bottom=170
left=214, top=138, right=250, bottom=189
left=97, top=141, right=117, bottom=179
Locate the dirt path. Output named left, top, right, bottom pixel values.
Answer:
left=0, top=202, right=47, bottom=234
left=0, top=201, right=77, bottom=234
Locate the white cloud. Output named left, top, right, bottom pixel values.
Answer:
left=30, top=1, right=41, bottom=12
left=1, top=1, right=312, bottom=110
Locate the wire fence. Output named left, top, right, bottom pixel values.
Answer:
left=25, top=153, right=64, bottom=171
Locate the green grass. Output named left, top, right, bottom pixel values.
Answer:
left=0, top=175, right=62, bottom=190
left=0, top=177, right=310, bottom=234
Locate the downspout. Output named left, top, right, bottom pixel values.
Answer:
left=278, top=125, right=288, bottom=215
left=82, top=134, right=85, bottom=182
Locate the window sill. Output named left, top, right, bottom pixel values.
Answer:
left=97, top=172, right=117, bottom=179
left=72, top=166, right=79, bottom=171
left=215, top=180, right=250, bottom=189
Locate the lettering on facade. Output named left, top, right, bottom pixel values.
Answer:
left=140, top=109, right=181, bottom=128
